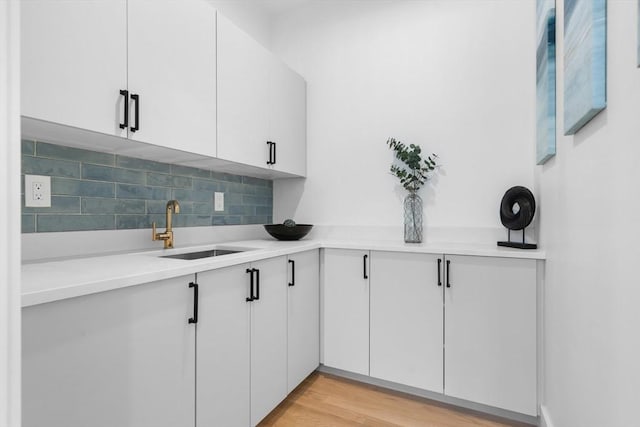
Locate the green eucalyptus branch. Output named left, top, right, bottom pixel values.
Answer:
left=386, top=137, right=438, bottom=192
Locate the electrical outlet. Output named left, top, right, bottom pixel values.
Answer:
left=214, top=192, right=224, bottom=212
left=25, top=175, right=51, bottom=207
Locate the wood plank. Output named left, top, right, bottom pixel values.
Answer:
left=259, top=373, right=533, bottom=427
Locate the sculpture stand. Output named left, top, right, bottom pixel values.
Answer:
left=497, top=228, right=537, bottom=250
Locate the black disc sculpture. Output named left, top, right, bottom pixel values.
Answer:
left=497, top=186, right=537, bottom=249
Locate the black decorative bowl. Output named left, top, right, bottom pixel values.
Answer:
left=263, top=224, right=314, bottom=241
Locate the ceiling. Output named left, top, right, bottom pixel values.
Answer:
left=258, top=0, right=315, bottom=16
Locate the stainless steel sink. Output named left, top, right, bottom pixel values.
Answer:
left=161, top=249, right=242, bottom=260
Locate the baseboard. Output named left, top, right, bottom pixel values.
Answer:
left=318, top=365, right=538, bottom=426
left=539, top=405, right=554, bottom=427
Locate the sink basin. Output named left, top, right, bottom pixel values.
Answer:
left=161, top=249, right=242, bottom=260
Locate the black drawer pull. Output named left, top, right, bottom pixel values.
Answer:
left=188, top=282, right=199, bottom=324
left=446, top=260, right=451, bottom=288
left=437, top=258, right=442, bottom=286
left=289, top=259, right=295, bottom=287
left=363, top=254, right=368, bottom=279
left=254, top=268, right=260, bottom=300
left=246, top=268, right=254, bottom=302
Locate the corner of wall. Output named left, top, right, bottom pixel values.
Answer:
left=539, top=405, right=555, bottom=427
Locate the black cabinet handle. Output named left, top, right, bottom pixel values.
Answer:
left=446, top=260, right=451, bottom=288
left=267, top=141, right=275, bottom=165
left=246, top=268, right=254, bottom=302
left=289, top=259, right=295, bottom=286
left=272, top=142, right=276, bottom=165
left=119, top=89, right=129, bottom=129
left=266, top=141, right=272, bottom=165
left=130, top=93, right=140, bottom=132
left=437, top=258, right=442, bottom=286
left=363, top=254, right=368, bottom=279
left=254, top=268, right=260, bottom=300
left=188, top=282, right=199, bottom=324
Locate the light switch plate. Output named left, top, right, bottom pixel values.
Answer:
left=25, top=175, right=51, bottom=207
left=214, top=192, right=224, bottom=212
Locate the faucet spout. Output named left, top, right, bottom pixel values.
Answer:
left=152, top=200, right=181, bottom=249
left=166, top=199, right=180, bottom=232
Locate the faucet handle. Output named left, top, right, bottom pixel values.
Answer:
left=152, top=222, right=157, bottom=241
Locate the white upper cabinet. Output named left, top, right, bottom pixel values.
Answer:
left=269, top=57, right=307, bottom=176
left=216, top=13, right=270, bottom=169
left=128, top=0, right=217, bottom=156
left=21, top=0, right=128, bottom=138
left=22, top=4, right=305, bottom=174
left=22, top=0, right=217, bottom=157
left=217, top=13, right=307, bottom=177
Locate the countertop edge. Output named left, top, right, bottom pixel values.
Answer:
left=22, top=239, right=545, bottom=307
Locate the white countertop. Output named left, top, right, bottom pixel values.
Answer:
left=22, top=238, right=545, bottom=307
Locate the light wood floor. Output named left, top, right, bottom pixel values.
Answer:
left=259, top=372, right=533, bottom=427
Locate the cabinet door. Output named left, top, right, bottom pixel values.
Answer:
left=217, top=13, right=270, bottom=168
left=323, top=249, right=370, bottom=375
left=128, top=0, right=216, bottom=156
left=269, top=57, right=307, bottom=177
left=370, top=251, right=443, bottom=393
left=250, top=256, right=288, bottom=426
left=444, top=255, right=537, bottom=416
left=21, top=0, right=128, bottom=137
left=196, top=264, right=251, bottom=427
left=287, top=250, right=320, bottom=393
left=22, top=276, right=196, bottom=427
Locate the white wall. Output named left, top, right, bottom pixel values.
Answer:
left=537, top=1, right=640, bottom=426
left=207, top=0, right=273, bottom=48
left=1, top=0, right=22, bottom=425
left=271, top=0, right=536, bottom=235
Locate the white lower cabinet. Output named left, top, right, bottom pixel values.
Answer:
left=287, top=250, right=320, bottom=393
left=23, top=253, right=319, bottom=427
left=196, top=264, right=251, bottom=427
left=443, top=255, right=537, bottom=416
left=323, top=249, right=538, bottom=417
left=22, top=275, right=196, bottom=427
left=369, top=251, right=443, bottom=393
left=322, top=248, right=370, bottom=375
left=196, top=256, right=288, bottom=427
left=23, top=248, right=537, bottom=425
left=249, top=257, right=288, bottom=426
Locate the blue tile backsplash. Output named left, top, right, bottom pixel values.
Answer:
left=21, top=140, right=273, bottom=233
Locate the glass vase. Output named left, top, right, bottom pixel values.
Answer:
left=404, top=192, right=423, bottom=243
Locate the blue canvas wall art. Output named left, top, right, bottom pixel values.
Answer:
left=563, top=0, right=606, bottom=135
left=537, top=0, right=556, bottom=165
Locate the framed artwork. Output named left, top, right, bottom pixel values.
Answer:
left=537, top=0, right=556, bottom=164
left=563, top=0, right=606, bottom=135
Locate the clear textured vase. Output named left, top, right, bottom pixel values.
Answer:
left=404, top=192, right=423, bottom=243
